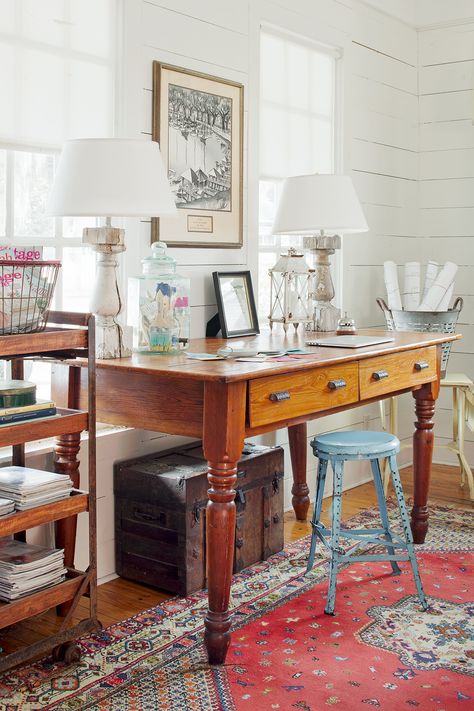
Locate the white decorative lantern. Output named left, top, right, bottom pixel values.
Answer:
left=268, top=248, right=313, bottom=332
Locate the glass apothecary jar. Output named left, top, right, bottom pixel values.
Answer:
left=128, top=242, right=190, bottom=354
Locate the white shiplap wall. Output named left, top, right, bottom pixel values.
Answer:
left=418, top=15, right=474, bottom=468
left=85, top=0, right=424, bottom=581
left=343, top=3, right=419, bottom=464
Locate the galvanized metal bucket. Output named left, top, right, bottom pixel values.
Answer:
left=376, top=296, right=463, bottom=376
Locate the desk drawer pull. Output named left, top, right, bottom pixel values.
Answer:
left=328, top=379, right=346, bottom=390
left=269, top=390, right=291, bottom=402
left=372, top=370, right=389, bottom=381
left=414, top=361, right=429, bottom=371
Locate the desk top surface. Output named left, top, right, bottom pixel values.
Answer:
left=95, top=329, right=460, bottom=383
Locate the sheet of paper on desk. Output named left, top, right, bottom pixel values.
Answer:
left=185, top=352, right=225, bottom=360
left=235, top=355, right=268, bottom=362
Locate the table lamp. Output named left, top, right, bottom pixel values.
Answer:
left=48, top=138, right=176, bottom=358
left=272, top=173, right=368, bottom=331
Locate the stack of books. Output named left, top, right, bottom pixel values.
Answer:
left=0, top=497, right=15, bottom=517
left=0, top=399, right=57, bottom=426
left=0, top=466, right=73, bottom=510
left=0, top=540, right=66, bottom=601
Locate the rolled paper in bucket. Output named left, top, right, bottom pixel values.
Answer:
left=418, top=261, right=457, bottom=311
left=383, top=261, right=402, bottom=310
left=402, top=261, right=420, bottom=310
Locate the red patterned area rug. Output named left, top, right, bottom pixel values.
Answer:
left=0, top=504, right=473, bottom=711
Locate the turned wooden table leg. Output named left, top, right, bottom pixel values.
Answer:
left=203, top=381, right=246, bottom=665
left=54, top=432, right=81, bottom=566
left=53, top=365, right=82, bottom=615
left=411, top=381, right=438, bottom=543
left=288, top=423, right=310, bottom=521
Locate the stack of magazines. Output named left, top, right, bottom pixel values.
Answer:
left=0, top=540, right=66, bottom=601
left=0, top=497, right=15, bottom=517
left=0, top=466, right=73, bottom=510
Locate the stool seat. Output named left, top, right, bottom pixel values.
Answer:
left=313, top=430, right=400, bottom=460
left=441, top=372, right=473, bottom=388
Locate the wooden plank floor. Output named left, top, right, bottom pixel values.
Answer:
left=1, top=463, right=472, bottom=656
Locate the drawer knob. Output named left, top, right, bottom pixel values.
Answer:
left=372, top=370, right=389, bottom=381
left=269, top=390, right=291, bottom=402
left=328, top=379, right=346, bottom=390
left=414, top=361, right=429, bottom=371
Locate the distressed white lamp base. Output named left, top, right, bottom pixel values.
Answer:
left=83, top=225, right=132, bottom=359
left=304, top=234, right=341, bottom=332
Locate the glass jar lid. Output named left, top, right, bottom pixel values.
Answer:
left=142, top=242, right=176, bottom=275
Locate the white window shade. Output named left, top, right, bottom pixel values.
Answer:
left=258, top=27, right=338, bottom=320
left=259, top=29, right=335, bottom=179
left=0, top=0, right=115, bottom=148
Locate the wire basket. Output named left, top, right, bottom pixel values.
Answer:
left=376, top=296, right=463, bottom=376
left=0, top=260, right=61, bottom=335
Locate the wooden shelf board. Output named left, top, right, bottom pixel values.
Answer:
left=0, top=490, right=89, bottom=537
left=0, top=409, right=88, bottom=446
left=0, top=328, right=88, bottom=358
left=0, top=570, right=87, bottom=628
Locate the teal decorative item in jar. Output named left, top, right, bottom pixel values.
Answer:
left=128, top=242, right=190, bottom=353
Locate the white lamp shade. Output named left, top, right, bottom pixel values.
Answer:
left=48, top=138, right=177, bottom=217
left=272, top=173, right=368, bottom=234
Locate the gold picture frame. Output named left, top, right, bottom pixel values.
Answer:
left=152, top=62, right=244, bottom=248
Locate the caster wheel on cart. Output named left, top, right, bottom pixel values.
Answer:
left=52, top=642, right=82, bottom=665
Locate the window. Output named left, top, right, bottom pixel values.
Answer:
left=258, top=28, right=338, bottom=320
left=0, top=0, right=117, bottom=397
left=0, top=0, right=117, bottom=308
left=0, top=147, right=96, bottom=313
left=0, top=147, right=98, bottom=395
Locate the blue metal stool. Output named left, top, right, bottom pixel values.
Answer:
left=305, top=430, right=428, bottom=615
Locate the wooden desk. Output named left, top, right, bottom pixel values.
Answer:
left=52, top=329, right=458, bottom=665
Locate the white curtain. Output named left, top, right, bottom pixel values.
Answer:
left=0, top=0, right=116, bottom=148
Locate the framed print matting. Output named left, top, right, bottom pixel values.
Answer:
left=152, top=62, right=243, bottom=248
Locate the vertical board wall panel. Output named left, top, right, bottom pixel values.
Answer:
left=419, top=17, right=474, bottom=462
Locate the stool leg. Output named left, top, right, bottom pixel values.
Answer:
left=452, top=386, right=459, bottom=456
left=370, top=458, right=401, bottom=575
left=325, top=459, right=343, bottom=616
left=306, top=458, right=328, bottom=575
left=388, top=455, right=428, bottom=610
left=382, top=397, right=397, bottom=495
left=457, top=389, right=474, bottom=500
left=379, top=400, right=386, bottom=431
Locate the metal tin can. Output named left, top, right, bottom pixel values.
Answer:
left=0, top=380, right=36, bottom=408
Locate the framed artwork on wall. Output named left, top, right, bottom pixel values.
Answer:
left=212, top=271, right=259, bottom=338
left=152, top=62, right=244, bottom=248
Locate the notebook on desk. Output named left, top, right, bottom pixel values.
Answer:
left=305, top=335, right=395, bottom=348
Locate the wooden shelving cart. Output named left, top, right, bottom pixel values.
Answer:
left=0, top=311, right=98, bottom=672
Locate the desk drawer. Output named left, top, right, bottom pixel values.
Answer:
left=248, top=363, right=359, bottom=428
left=359, top=346, right=437, bottom=400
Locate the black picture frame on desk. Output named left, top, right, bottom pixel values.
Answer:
left=211, top=271, right=260, bottom=338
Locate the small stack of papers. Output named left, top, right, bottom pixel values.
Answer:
left=0, top=466, right=73, bottom=510
left=0, top=540, right=66, bottom=601
left=0, top=497, right=15, bottom=517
